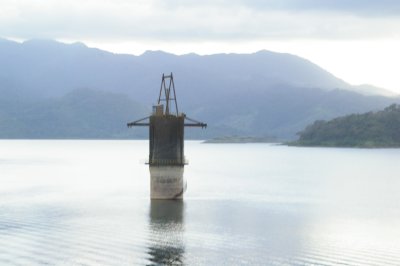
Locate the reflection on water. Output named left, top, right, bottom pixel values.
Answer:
left=147, top=200, right=185, bottom=266
left=1, top=141, right=400, bottom=265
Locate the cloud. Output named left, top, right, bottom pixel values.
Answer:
left=0, top=0, right=400, bottom=42
left=279, top=0, right=400, bottom=16
left=158, top=0, right=400, bottom=17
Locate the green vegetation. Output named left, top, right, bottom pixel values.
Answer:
left=290, top=104, right=400, bottom=147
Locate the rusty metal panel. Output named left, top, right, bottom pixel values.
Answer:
left=149, top=115, right=185, bottom=166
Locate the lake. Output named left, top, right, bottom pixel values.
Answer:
left=0, top=140, right=400, bottom=265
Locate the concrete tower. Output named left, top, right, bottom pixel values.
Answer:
left=128, top=73, right=206, bottom=199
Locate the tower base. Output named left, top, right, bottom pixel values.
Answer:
left=149, top=166, right=185, bottom=199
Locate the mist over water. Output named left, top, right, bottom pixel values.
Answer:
left=0, top=140, right=400, bottom=265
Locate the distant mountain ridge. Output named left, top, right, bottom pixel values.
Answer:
left=0, top=88, right=149, bottom=139
left=0, top=38, right=399, bottom=139
left=0, top=38, right=355, bottom=99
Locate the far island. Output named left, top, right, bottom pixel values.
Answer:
left=203, top=136, right=278, bottom=144
left=289, top=104, right=400, bottom=148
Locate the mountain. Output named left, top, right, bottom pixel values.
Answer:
left=0, top=38, right=399, bottom=139
left=353, top=84, right=397, bottom=97
left=1, top=39, right=351, bottom=100
left=291, top=104, right=400, bottom=147
left=0, top=88, right=149, bottom=139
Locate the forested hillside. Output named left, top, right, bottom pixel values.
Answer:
left=292, top=104, right=400, bottom=147
left=0, top=38, right=399, bottom=139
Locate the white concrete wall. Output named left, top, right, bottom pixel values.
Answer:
left=149, top=166, right=186, bottom=199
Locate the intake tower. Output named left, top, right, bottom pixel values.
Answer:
left=127, top=73, right=206, bottom=199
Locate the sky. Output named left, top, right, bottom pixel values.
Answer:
left=1, top=0, right=400, bottom=93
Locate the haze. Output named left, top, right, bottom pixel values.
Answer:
left=1, top=0, right=400, bottom=93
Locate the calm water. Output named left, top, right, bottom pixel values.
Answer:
left=0, top=140, right=400, bottom=265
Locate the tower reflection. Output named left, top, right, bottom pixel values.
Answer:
left=147, top=200, right=185, bottom=266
